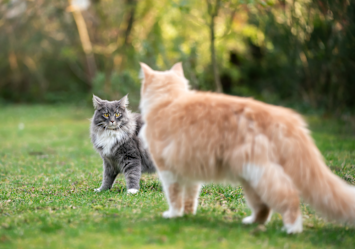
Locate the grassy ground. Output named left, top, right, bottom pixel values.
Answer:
left=0, top=105, right=355, bottom=249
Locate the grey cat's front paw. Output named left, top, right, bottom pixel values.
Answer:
left=94, top=188, right=102, bottom=192
left=94, top=187, right=109, bottom=192
left=127, top=188, right=139, bottom=194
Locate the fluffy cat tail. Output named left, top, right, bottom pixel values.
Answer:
left=288, top=135, right=355, bottom=225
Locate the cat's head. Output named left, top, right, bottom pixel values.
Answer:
left=139, top=62, right=189, bottom=112
left=92, top=95, right=130, bottom=130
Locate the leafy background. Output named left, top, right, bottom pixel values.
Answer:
left=1, top=0, right=354, bottom=114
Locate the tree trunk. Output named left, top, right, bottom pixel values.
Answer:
left=72, top=9, right=96, bottom=87
left=124, top=0, right=137, bottom=46
left=207, top=0, right=222, bottom=93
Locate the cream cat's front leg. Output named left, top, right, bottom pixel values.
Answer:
left=159, top=171, right=184, bottom=218
left=183, top=183, right=201, bottom=215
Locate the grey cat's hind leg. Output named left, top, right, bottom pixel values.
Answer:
left=95, top=160, right=119, bottom=192
left=122, top=160, right=141, bottom=194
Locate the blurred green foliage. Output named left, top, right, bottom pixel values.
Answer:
left=0, top=0, right=354, bottom=113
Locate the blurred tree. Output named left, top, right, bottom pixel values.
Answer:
left=0, top=0, right=354, bottom=113
left=240, top=0, right=355, bottom=113
left=206, top=0, right=223, bottom=92
left=68, top=0, right=96, bottom=85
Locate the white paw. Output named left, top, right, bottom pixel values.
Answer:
left=242, top=215, right=255, bottom=224
left=283, top=215, right=303, bottom=234
left=94, top=188, right=102, bottom=192
left=162, top=210, right=183, bottom=218
left=127, top=189, right=139, bottom=194
left=162, top=211, right=172, bottom=218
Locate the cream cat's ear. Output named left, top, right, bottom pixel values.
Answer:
left=93, top=95, right=103, bottom=109
left=118, top=94, right=129, bottom=108
left=170, top=62, right=184, bottom=78
left=139, top=62, right=153, bottom=80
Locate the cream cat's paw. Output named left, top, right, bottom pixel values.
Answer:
left=127, top=189, right=139, bottom=194
left=283, top=215, right=303, bottom=234
left=162, top=210, right=183, bottom=218
left=242, top=216, right=255, bottom=224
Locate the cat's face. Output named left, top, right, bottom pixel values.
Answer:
left=92, top=95, right=129, bottom=130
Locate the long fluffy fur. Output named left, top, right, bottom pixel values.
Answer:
left=139, top=62, right=355, bottom=233
left=91, top=95, right=155, bottom=193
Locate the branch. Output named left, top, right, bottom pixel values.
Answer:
left=123, top=0, right=137, bottom=46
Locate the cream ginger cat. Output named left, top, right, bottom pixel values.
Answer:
left=138, top=62, right=355, bottom=233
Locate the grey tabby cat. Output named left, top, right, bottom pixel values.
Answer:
left=90, top=95, right=155, bottom=194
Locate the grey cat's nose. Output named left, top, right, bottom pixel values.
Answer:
left=110, top=121, right=114, bottom=123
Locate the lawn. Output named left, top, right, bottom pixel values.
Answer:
left=0, top=105, right=355, bottom=249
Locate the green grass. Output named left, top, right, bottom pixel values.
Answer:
left=0, top=105, right=355, bottom=249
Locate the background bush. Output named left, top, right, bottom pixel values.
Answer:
left=0, top=0, right=354, bottom=114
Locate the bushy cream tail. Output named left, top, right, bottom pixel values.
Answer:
left=286, top=136, right=355, bottom=224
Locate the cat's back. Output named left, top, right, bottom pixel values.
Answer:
left=145, top=91, right=308, bottom=178
left=146, top=91, right=307, bottom=167
left=149, top=91, right=305, bottom=136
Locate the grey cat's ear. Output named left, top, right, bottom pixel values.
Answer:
left=170, top=62, right=184, bottom=77
left=118, top=94, right=129, bottom=108
left=93, top=95, right=103, bottom=109
left=139, top=62, right=153, bottom=81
